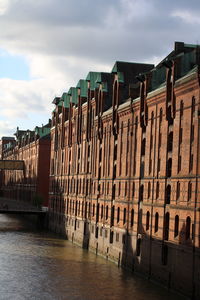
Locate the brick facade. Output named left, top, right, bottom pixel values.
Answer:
left=0, top=41, right=199, bottom=299
left=48, top=42, right=200, bottom=299
left=1, top=124, right=51, bottom=206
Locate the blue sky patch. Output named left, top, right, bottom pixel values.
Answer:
left=0, top=49, right=30, bottom=80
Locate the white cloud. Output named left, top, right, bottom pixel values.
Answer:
left=171, top=10, right=200, bottom=25
left=0, top=0, right=200, bottom=137
left=0, top=120, right=15, bottom=137
left=0, top=0, right=10, bottom=16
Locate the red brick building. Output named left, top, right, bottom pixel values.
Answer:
left=0, top=137, right=16, bottom=195
left=48, top=42, right=200, bottom=299
left=1, top=123, right=51, bottom=207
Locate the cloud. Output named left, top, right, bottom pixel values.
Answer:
left=0, top=120, right=15, bottom=137
left=0, top=0, right=200, bottom=137
left=171, top=10, right=200, bottom=25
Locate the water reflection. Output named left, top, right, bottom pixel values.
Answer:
left=0, top=215, right=184, bottom=300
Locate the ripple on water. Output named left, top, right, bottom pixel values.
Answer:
left=0, top=215, right=185, bottom=300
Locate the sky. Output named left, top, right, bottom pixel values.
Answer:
left=0, top=0, right=200, bottom=137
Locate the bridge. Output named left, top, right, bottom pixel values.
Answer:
left=0, top=160, right=24, bottom=170
left=0, top=197, right=47, bottom=215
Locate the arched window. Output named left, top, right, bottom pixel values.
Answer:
left=130, top=209, right=134, bottom=227
left=92, top=204, right=95, bottom=217
left=118, top=182, right=121, bottom=196
left=186, top=216, right=191, bottom=240
left=176, top=181, right=180, bottom=202
left=155, top=212, right=159, bottom=233
left=151, top=111, right=154, bottom=125
left=141, top=137, right=146, bottom=156
left=148, top=182, right=151, bottom=199
left=132, top=182, right=135, bottom=198
left=78, top=201, right=81, bottom=215
left=117, top=207, right=120, bottom=223
left=174, top=215, right=179, bottom=238
left=168, top=131, right=173, bottom=152
left=160, top=108, right=163, bottom=123
left=164, top=212, right=170, bottom=241
left=136, top=238, right=141, bottom=256
left=192, top=96, right=195, bottom=115
left=146, top=211, right=150, bottom=231
left=188, top=181, right=192, bottom=202
left=82, top=202, right=84, bottom=216
left=85, top=202, right=88, bottom=218
left=167, top=158, right=172, bottom=177
left=123, top=208, right=126, bottom=225
left=106, top=205, right=108, bottom=220
left=139, top=184, right=144, bottom=202
left=180, top=100, right=184, bottom=119
left=156, top=182, right=159, bottom=199
left=165, top=184, right=171, bottom=204
left=101, top=204, right=104, bottom=219
left=124, top=182, right=127, bottom=196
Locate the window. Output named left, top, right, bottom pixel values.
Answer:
left=188, top=181, right=192, bottom=202
left=189, top=154, right=193, bottom=172
left=179, top=127, right=183, bottom=144
left=178, top=155, right=182, bottom=173
left=148, top=182, right=151, bottom=199
left=130, top=209, right=134, bottom=227
left=84, top=202, right=88, bottom=218
left=123, top=208, right=126, bottom=225
left=107, top=182, right=109, bottom=194
left=155, top=213, right=159, bottom=233
left=117, top=207, right=120, bottom=223
left=132, top=182, right=135, bottom=198
left=191, top=125, right=194, bottom=143
left=116, top=233, right=119, bottom=242
left=160, top=108, right=163, bottom=123
left=156, top=182, right=159, bottom=199
left=146, top=211, right=150, bottom=231
left=124, top=182, right=127, bottom=196
left=92, top=204, right=95, bottom=217
left=180, top=100, right=184, bottom=119
left=176, top=181, right=180, bottom=202
left=111, top=205, right=115, bottom=227
left=106, top=205, right=108, bottom=220
left=139, top=185, right=144, bottom=202
left=174, top=215, right=179, bottom=238
left=101, top=205, right=104, bottom=219
left=118, top=182, right=121, bottom=196
left=136, top=238, right=141, bottom=256
left=165, top=185, right=171, bottom=204
left=168, top=132, right=173, bottom=152
left=192, top=97, right=196, bottom=116
left=141, top=138, right=146, bottom=156
left=186, top=216, right=191, bottom=240
left=167, top=158, right=172, bottom=177
left=164, top=213, right=170, bottom=241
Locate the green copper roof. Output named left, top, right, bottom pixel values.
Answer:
left=76, top=79, right=88, bottom=97
left=68, top=87, right=78, bottom=104
left=58, top=99, right=63, bottom=107
left=151, top=66, right=166, bottom=90
left=35, top=126, right=50, bottom=138
left=180, top=50, right=196, bottom=77
left=184, top=43, right=199, bottom=49
left=86, top=72, right=101, bottom=90
left=101, top=81, right=108, bottom=92
left=62, top=92, right=70, bottom=108
left=117, top=71, right=124, bottom=83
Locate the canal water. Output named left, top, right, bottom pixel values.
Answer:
left=0, top=215, right=184, bottom=300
